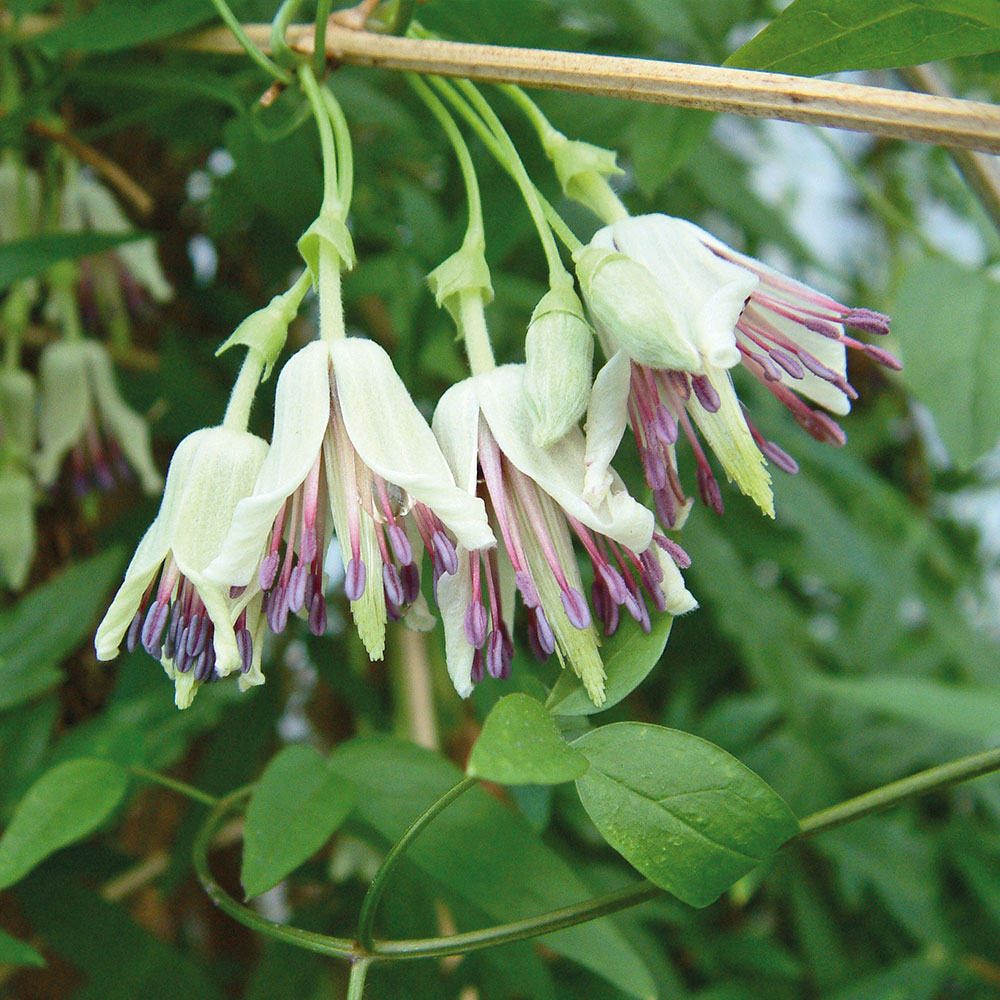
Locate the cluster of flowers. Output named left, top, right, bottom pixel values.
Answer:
left=0, top=158, right=171, bottom=590
left=87, top=76, right=898, bottom=710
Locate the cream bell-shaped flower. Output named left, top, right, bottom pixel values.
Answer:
left=35, top=338, right=162, bottom=496
left=579, top=214, right=898, bottom=525
left=95, top=426, right=269, bottom=709
left=432, top=364, right=696, bottom=704
left=0, top=369, right=38, bottom=590
left=206, top=337, right=495, bottom=661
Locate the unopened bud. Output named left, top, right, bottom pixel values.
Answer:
left=524, top=286, right=594, bottom=446
left=546, top=134, right=625, bottom=223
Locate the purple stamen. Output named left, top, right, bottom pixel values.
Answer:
left=797, top=351, right=838, bottom=381
left=653, top=403, right=678, bottom=446
left=761, top=440, right=800, bottom=474
left=691, top=375, right=721, bottom=413
left=471, top=648, right=485, bottom=684
left=193, top=648, right=213, bottom=682
left=464, top=601, right=489, bottom=648
left=126, top=610, right=144, bottom=653
left=309, top=593, right=328, bottom=636
left=643, top=443, right=667, bottom=491
left=534, top=607, right=556, bottom=656
left=514, top=571, right=540, bottom=608
left=653, top=534, right=692, bottom=569
left=697, top=464, right=724, bottom=515
left=268, top=583, right=290, bottom=634
left=639, top=548, right=663, bottom=585
left=486, top=629, right=510, bottom=680
left=345, top=558, right=367, bottom=601
left=769, top=348, right=805, bottom=379
left=387, top=524, right=413, bottom=566
left=598, top=563, right=628, bottom=605
left=431, top=531, right=458, bottom=576
left=259, top=551, right=280, bottom=591
left=236, top=627, right=253, bottom=674
left=141, top=601, right=169, bottom=657
left=401, top=562, right=421, bottom=604
left=175, top=639, right=192, bottom=674
left=861, top=343, right=902, bottom=370
left=667, top=370, right=691, bottom=400
left=288, top=564, right=308, bottom=614
left=602, top=599, right=620, bottom=636
left=561, top=588, right=591, bottom=630
left=844, top=307, right=891, bottom=336
left=383, top=563, right=405, bottom=607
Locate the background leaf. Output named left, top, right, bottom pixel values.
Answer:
left=0, top=234, right=144, bottom=292
left=574, top=723, right=800, bottom=907
left=0, top=758, right=129, bottom=890
left=0, top=928, right=45, bottom=968
left=242, top=745, right=356, bottom=898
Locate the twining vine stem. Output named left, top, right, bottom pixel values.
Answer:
left=190, top=742, right=1000, bottom=976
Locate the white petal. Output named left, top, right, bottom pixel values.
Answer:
left=83, top=341, right=162, bottom=493
left=601, top=214, right=757, bottom=370
left=431, top=379, right=481, bottom=493
left=332, top=338, right=493, bottom=551
left=35, top=341, right=92, bottom=488
left=207, top=342, right=331, bottom=587
left=0, top=368, right=37, bottom=458
left=657, top=548, right=698, bottom=616
left=437, top=550, right=475, bottom=698
left=476, top=366, right=654, bottom=554
left=583, top=350, right=631, bottom=506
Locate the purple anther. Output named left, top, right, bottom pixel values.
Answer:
left=527, top=618, right=548, bottom=662
left=299, top=525, right=318, bottom=565
left=639, top=548, right=663, bottom=584
left=126, top=610, right=144, bottom=653
left=230, top=584, right=246, bottom=599
left=236, top=627, right=253, bottom=674
left=515, top=571, right=540, bottom=608
left=697, top=465, right=724, bottom=515
left=388, top=524, right=413, bottom=566
left=845, top=307, right=891, bottom=336
left=345, top=558, right=367, bottom=601
left=95, top=463, right=116, bottom=492
left=623, top=587, right=644, bottom=623
left=667, top=370, right=691, bottom=399
left=602, top=599, right=620, bottom=637
left=653, top=534, right=692, bottom=569
left=862, top=343, right=902, bottom=370
left=798, top=315, right=842, bottom=338
left=591, top=579, right=612, bottom=627
left=761, top=440, right=799, bottom=474
left=401, top=562, right=421, bottom=604
left=770, top=348, right=805, bottom=379
left=691, top=374, right=721, bottom=413
left=797, top=351, right=837, bottom=381
left=464, top=600, right=489, bottom=647
left=470, top=648, right=485, bottom=685
left=175, top=641, right=192, bottom=674
left=653, top=403, right=678, bottom=445
left=599, top=563, right=628, bottom=604
left=268, top=583, right=290, bottom=634
left=534, top=607, right=555, bottom=656
left=812, top=410, right=847, bottom=446
left=187, top=615, right=209, bottom=658
left=385, top=599, right=403, bottom=623
left=309, top=593, right=328, bottom=636
left=654, top=487, right=677, bottom=529
left=756, top=352, right=783, bottom=382
left=193, top=648, right=213, bottom=682
left=259, top=551, right=280, bottom=591
left=647, top=582, right=667, bottom=613
left=486, top=630, right=509, bottom=680
left=383, top=563, right=405, bottom=608
left=431, top=531, right=458, bottom=576
left=561, top=587, right=591, bottom=629
left=288, top=564, right=308, bottom=613
left=141, top=601, right=169, bottom=657
left=643, top=445, right=667, bottom=491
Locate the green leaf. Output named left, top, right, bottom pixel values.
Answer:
left=35, top=0, right=236, bottom=57
left=573, top=723, right=800, bottom=907
left=809, top=673, right=1000, bottom=740
left=328, top=736, right=656, bottom=999
left=467, top=694, right=589, bottom=785
left=547, top=613, right=673, bottom=716
left=242, top=745, right=356, bottom=898
left=894, top=257, right=1000, bottom=470
left=0, top=758, right=129, bottom=890
left=0, top=548, right=126, bottom=712
left=622, top=105, right=714, bottom=199
left=727, top=0, right=1000, bottom=75
left=0, top=928, right=45, bottom=968
left=0, top=233, right=143, bottom=293
left=913, top=0, right=1000, bottom=28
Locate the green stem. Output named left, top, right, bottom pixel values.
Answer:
left=391, top=0, right=417, bottom=36
left=318, top=233, right=347, bottom=342
left=313, top=0, right=334, bottom=78
left=407, top=73, right=484, bottom=245
left=797, top=744, right=1000, bottom=838
left=458, top=289, right=495, bottom=374
left=299, top=62, right=341, bottom=211
left=206, top=0, right=293, bottom=83
left=356, top=777, right=476, bottom=952
left=222, top=348, right=265, bottom=430
left=270, top=0, right=308, bottom=70
left=321, top=85, right=354, bottom=213
left=193, top=788, right=358, bottom=959
left=128, top=766, right=219, bottom=807
left=346, top=957, right=373, bottom=1000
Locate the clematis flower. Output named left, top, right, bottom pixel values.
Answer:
left=35, top=338, right=162, bottom=496
left=95, top=426, right=269, bottom=708
left=205, top=337, right=495, bottom=661
left=577, top=214, right=898, bottom=523
left=433, top=364, right=696, bottom=704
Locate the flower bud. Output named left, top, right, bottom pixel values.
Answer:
left=0, top=368, right=37, bottom=460
left=524, top=286, right=594, bottom=447
left=573, top=245, right=702, bottom=372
